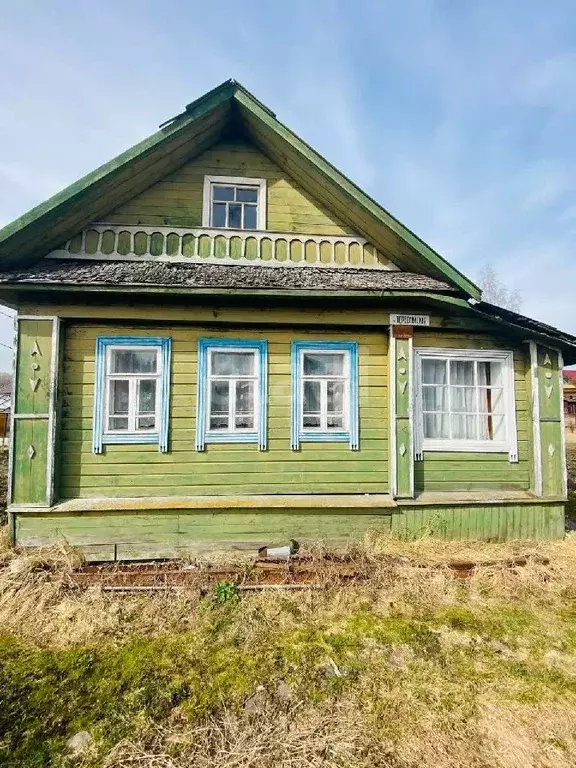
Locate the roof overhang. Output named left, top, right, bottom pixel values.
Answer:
left=0, top=80, right=481, bottom=299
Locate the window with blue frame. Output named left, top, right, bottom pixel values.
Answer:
left=93, top=337, right=171, bottom=454
left=291, top=341, right=359, bottom=450
left=196, top=339, right=268, bottom=451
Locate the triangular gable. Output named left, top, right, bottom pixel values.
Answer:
left=0, top=79, right=480, bottom=298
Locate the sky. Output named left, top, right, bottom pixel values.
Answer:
left=1, top=0, right=576, bottom=371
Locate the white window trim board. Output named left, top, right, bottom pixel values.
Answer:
left=202, top=175, right=267, bottom=230
left=413, top=346, right=518, bottom=462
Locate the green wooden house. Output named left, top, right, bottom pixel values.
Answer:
left=0, top=80, right=574, bottom=560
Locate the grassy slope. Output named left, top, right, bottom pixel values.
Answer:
left=1, top=534, right=576, bottom=767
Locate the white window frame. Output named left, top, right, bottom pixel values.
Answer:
left=104, top=345, right=161, bottom=437
left=206, top=347, right=260, bottom=437
left=202, top=175, right=267, bottom=230
left=413, top=347, right=518, bottom=462
left=299, top=348, right=350, bottom=434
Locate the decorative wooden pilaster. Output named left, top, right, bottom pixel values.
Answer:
left=389, top=326, right=414, bottom=498
left=10, top=316, right=60, bottom=506
left=529, top=342, right=566, bottom=498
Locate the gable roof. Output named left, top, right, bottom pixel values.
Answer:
left=0, top=80, right=481, bottom=299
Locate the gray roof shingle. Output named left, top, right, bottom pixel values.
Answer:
left=0, top=259, right=456, bottom=293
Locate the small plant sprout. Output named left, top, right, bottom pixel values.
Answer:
left=214, top=581, right=239, bottom=605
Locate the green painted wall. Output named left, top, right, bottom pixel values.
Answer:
left=413, top=331, right=532, bottom=492
left=60, top=323, right=389, bottom=499
left=14, top=501, right=565, bottom=560
left=106, top=140, right=355, bottom=235
left=536, top=346, right=565, bottom=496
left=12, top=319, right=55, bottom=506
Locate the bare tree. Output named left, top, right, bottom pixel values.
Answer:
left=477, top=264, right=522, bottom=312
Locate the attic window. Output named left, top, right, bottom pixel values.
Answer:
left=202, top=176, right=267, bottom=230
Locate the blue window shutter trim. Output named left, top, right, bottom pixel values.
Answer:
left=349, top=341, right=359, bottom=450
left=92, top=336, right=171, bottom=454
left=196, top=338, right=268, bottom=451
left=159, top=338, right=171, bottom=452
left=291, top=340, right=359, bottom=450
left=290, top=343, right=300, bottom=451
left=196, top=340, right=208, bottom=451
left=93, top=337, right=106, bottom=454
left=259, top=340, right=268, bottom=451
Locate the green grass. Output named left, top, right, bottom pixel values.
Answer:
left=2, top=534, right=576, bottom=766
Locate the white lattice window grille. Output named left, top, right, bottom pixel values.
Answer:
left=414, top=347, right=518, bottom=461
left=202, top=176, right=267, bottom=230
left=300, top=350, right=349, bottom=433
left=105, top=347, right=161, bottom=434
left=207, top=348, right=259, bottom=435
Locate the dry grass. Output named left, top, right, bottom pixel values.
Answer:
left=2, top=531, right=576, bottom=767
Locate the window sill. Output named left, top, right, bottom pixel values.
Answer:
left=422, top=439, right=510, bottom=454
left=205, top=433, right=260, bottom=444
left=102, top=433, right=159, bottom=445
left=299, top=432, right=350, bottom=443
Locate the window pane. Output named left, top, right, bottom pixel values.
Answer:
left=112, top=349, right=157, bottom=374
left=209, top=416, right=229, bottom=431
left=236, top=188, right=258, bottom=203
left=303, top=380, right=321, bottom=413
left=110, top=379, right=129, bottom=414
left=109, top=416, right=129, bottom=431
left=492, top=414, right=505, bottom=441
left=137, top=415, right=156, bottom=430
left=212, top=202, right=226, bottom=227
left=235, top=381, right=254, bottom=414
left=423, top=385, right=447, bottom=412
left=327, top=381, right=344, bottom=413
left=327, top=416, right=344, bottom=429
left=303, top=415, right=321, bottom=428
left=451, top=414, right=477, bottom=440
left=424, top=413, right=449, bottom=438
left=210, top=380, right=229, bottom=415
left=138, top=379, right=156, bottom=414
left=235, top=415, right=254, bottom=429
left=478, top=414, right=506, bottom=441
left=477, top=387, right=504, bottom=415
left=450, top=360, right=474, bottom=386
left=211, top=351, right=255, bottom=376
left=228, top=203, right=242, bottom=229
left=451, top=387, right=476, bottom=413
left=243, top=205, right=257, bottom=230
left=422, top=359, right=447, bottom=385
left=212, top=186, right=234, bottom=201
left=478, top=361, right=503, bottom=388
left=303, top=353, right=344, bottom=376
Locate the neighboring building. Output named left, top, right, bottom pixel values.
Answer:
left=0, top=80, right=574, bottom=559
left=563, top=370, right=576, bottom=442
left=0, top=374, right=11, bottom=443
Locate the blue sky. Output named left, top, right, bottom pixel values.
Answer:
left=1, top=0, right=576, bottom=370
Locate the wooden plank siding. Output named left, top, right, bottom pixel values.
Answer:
left=102, top=140, right=389, bottom=272
left=58, top=323, right=389, bottom=499
left=15, top=501, right=565, bottom=561
left=412, top=330, right=531, bottom=492
left=106, top=140, right=354, bottom=236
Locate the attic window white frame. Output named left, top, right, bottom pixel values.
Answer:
left=413, top=347, right=518, bottom=463
left=202, top=175, right=267, bottom=230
